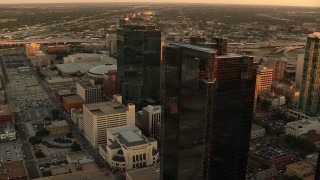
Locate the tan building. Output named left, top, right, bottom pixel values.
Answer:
left=99, top=125, right=158, bottom=171
left=63, top=53, right=103, bottom=64
left=83, top=97, right=135, bottom=148
left=0, top=123, right=16, bottom=142
left=286, top=161, right=315, bottom=180
left=25, top=43, right=41, bottom=56
left=142, top=105, right=161, bottom=137
left=266, top=60, right=286, bottom=81
left=251, top=124, right=265, bottom=139
left=47, top=120, right=69, bottom=135
left=76, top=81, right=102, bottom=104
left=255, top=66, right=273, bottom=99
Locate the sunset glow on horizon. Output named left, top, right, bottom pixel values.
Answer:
left=0, top=0, right=319, bottom=7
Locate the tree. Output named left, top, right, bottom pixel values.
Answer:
left=283, top=135, right=317, bottom=154
left=29, top=136, right=42, bottom=145
left=35, top=151, right=46, bottom=158
left=70, top=142, right=81, bottom=152
left=44, top=117, right=51, bottom=121
left=260, top=99, right=271, bottom=112
left=66, top=132, right=73, bottom=139
left=36, top=129, right=50, bottom=137
left=51, top=109, right=60, bottom=120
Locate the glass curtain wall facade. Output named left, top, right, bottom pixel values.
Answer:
left=117, top=24, right=161, bottom=107
left=161, top=43, right=256, bottom=180
left=298, top=32, right=320, bottom=116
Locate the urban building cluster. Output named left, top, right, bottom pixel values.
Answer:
left=0, top=4, right=320, bottom=180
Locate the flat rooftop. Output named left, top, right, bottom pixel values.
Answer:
left=56, top=61, right=104, bottom=74
left=108, top=125, right=140, bottom=135
left=170, top=42, right=217, bottom=54
left=63, top=95, right=84, bottom=104
left=0, top=161, right=27, bottom=179
left=35, top=169, right=115, bottom=180
left=48, top=120, right=68, bottom=128
left=288, top=120, right=312, bottom=126
left=126, top=165, right=160, bottom=180
left=85, top=101, right=127, bottom=115
left=286, top=161, right=315, bottom=177
left=0, top=104, right=11, bottom=116
left=118, top=131, right=148, bottom=147
left=251, top=124, right=264, bottom=131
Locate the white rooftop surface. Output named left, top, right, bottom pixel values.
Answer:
left=288, top=119, right=312, bottom=126
left=56, top=61, right=104, bottom=74
left=119, top=131, right=144, bottom=143
left=88, top=64, right=117, bottom=75
left=109, top=125, right=140, bottom=135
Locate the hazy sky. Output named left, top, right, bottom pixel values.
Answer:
left=0, top=0, right=319, bottom=7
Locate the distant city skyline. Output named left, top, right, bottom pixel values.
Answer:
left=0, top=0, right=319, bottom=7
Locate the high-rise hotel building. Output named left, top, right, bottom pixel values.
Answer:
left=83, top=97, right=135, bottom=148
left=161, top=42, right=256, bottom=179
left=298, top=32, right=320, bottom=116
left=117, top=24, right=161, bottom=107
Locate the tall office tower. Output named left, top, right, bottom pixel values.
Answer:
left=315, top=154, right=320, bottom=180
left=161, top=43, right=256, bottom=179
left=295, top=54, right=305, bottom=87
left=212, top=37, right=228, bottom=55
left=117, top=24, right=161, bottom=107
left=76, top=81, right=102, bottom=104
left=316, top=19, right=320, bottom=32
left=255, top=66, right=273, bottom=100
left=83, top=98, right=135, bottom=148
left=298, top=32, right=320, bottom=116
left=266, top=60, right=286, bottom=81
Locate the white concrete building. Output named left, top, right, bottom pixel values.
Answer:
left=0, top=123, right=16, bottom=142
left=251, top=124, right=265, bottom=139
left=63, top=53, right=103, bottom=64
left=83, top=97, right=135, bottom=148
left=142, top=105, right=161, bottom=137
left=99, top=125, right=158, bottom=171
left=285, top=118, right=320, bottom=136
left=71, top=108, right=84, bottom=131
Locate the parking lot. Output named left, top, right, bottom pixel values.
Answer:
left=0, top=141, right=23, bottom=163
left=24, top=108, right=52, bottom=121
left=2, top=54, right=28, bottom=69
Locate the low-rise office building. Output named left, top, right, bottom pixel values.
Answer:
left=286, top=119, right=320, bottom=136
left=47, top=120, right=70, bottom=135
left=250, top=124, right=265, bottom=139
left=257, top=90, right=286, bottom=107
left=99, top=125, right=158, bottom=171
left=0, top=104, right=13, bottom=125
left=71, top=108, right=84, bottom=131
left=126, top=164, right=160, bottom=180
left=63, top=95, right=84, bottom=113
left=286, top=161, right=315, bottom=180
left=0, top=123, right=16, bottom=142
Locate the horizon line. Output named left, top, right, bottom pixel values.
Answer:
left=0, top=1, right=319, bottom=8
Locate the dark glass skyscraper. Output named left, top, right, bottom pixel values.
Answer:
left=117, top=24, right=161, bottom=107
left=161, top=42, right=256, bottom=180
left=298, top=32, right=320, bottom=116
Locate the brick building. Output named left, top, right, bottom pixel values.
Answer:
left=63, top=95, right=84, bottom=113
